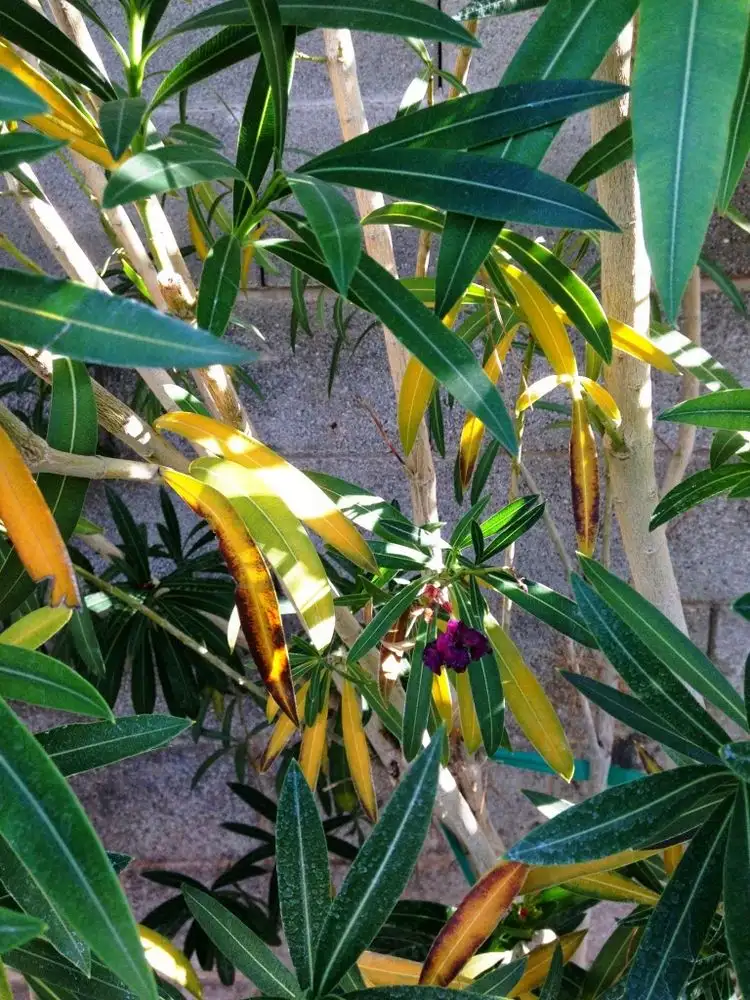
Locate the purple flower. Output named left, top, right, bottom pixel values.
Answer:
left=423, top=642, right=444, bottom=674
left=422, top=619, right=492, bottom=674
left=443, top=645, right=471, bottom=672
left=456, top=623, right=492, bottom=659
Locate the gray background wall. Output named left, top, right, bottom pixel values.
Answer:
left=3, top=4, right=750, bottom=995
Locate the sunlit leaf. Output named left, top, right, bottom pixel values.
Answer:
left=569, top=396, right=599, bottom=557
left=102, top=146, right=242, bottom=208
left=99, top=97, right=145, bottom=161
left=342, top=679, right=378, bottom=822
left=0, top=607, right=71, bottom=649
left=139, top=926, right=202, bottom=999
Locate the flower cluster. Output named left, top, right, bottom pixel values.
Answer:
left=423, top=619, right=491, bottom=674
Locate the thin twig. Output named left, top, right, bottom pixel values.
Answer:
left=518, top=459, right=574, bottom=576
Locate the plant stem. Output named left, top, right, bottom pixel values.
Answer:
left=661, top=266, right=701, bottom=496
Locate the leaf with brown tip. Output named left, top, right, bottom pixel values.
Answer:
left=161, top=469, right=297, bottom=724
left=0, top=425, right=79, bottom=609
left=260, top=682, right=310, bottom=772
left=420, top=860, right=528, bottom=986
left=569, top=396, right=599, bottom=557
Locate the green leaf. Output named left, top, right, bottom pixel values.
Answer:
left=268, top=241, right=518, bottom=454
left=276, top=761, right=330, bottom=989
left=347, top=578, right=426, bottom=664
left=184, top=886, right=298, bottom=996
left=0, top=133, right=66, bottom=172
left=166, top=0, right=479, bottom=47
left=539, top=944, right=563, bottom=1000
left=720, top=740, right=750, bottom=782
left=571, top=576, right=728, bottom=753
left=479, top=570, right=596, bottom=648
left=650, top=322, right=741, bottom=391
left=313, top=734, right=442, bottom=995
left=196, top=234, right=242, bottom=337
left=436, top=214, right=500, bottom=319
left=507, top=765, right=734, bottom=865
left=348, top=991, right=459, bottom=1000
left=460, top=581, right=506, bottom=755
left=6, top=940, right=133, bottom=1000
left=698, top=254, right=747, bottom=316
left=456, top=0, right=545, bottom=17
left=496, top=230, right=611, bottom=362
left=0, top=698, right=155, bottom=997
left=244, top=0, right=288, bottom=163
left=102, top=145, right=242, bottom=208
left=625, top=801, right=732, bottom=1000
left=302, top=149, right=619, bottom=232
left=651, top=464, right=750, bottom=527
left=0, top=4, right=113, bottom=101
left=717, top=20, right=750, bottom=211
left=710, top=428, right=750, bottom=468
left=402, top=622, right=434, bottom=762
left=98, top=98, right=146, bottom=161
left=472, top=956, right=526, bottom=996
left=150, top=27, right=262, bottom=109
left=169, top=123, right=222, bottom=148
left=724, top=784, right=750, bottom=999
left=36, top=715, right=191, bottom=776
left=582, top=924, right=640, bottom=1000
left=633, top=0, right=749, bottom=321
left=0, top=908, right=44, bottom=954
left=288, top=174, right=362, bottom=295
left=69, top=603, right=106, bottom=677
left=562, top=672, right=721, bottom=766
left=0, top=645, right=112, bottom=719
left=0, top=270, right=254, bottom=368
left=480, top=497, right=546, bottom=562
left=660, top=388, right=750, bottom=430
left=567, top=119, right=633, bottom=189
left=308, top=79, right=627, bottom=164
left=580, top=557, right=748, bottom=730
left=0, top=66, right=47, bottom=119
left=363, top=202, right=444, bottom=234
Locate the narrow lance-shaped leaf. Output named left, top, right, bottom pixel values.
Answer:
left=420, top=861, right=528, bottom=986
left=454, top=582, right=505, bottom=756
left=102, top=145, right=242, bottom=208
left=0, top=645, right=112, bottom=719
left=245, top=0, right=288, bottom=163
left=651, top=464, right=750, bottom=528
left=459, top=328, right=516, bottom=489
left=138, top=926, right=202, bottom=1000
left=0, top=908, right=45, bottom=954
left=162, top=469, right=297, bottom=724
left=288, top=174, right=362, bottom=295
left=0, top=65, right=47, bottom=118
left=402, top=623, right=435, bottom=763
left=347, top=579, right=425, bottom=664
left=659, top=388, right=750, bottom=430
left=0, top=697, right=156, bottom=997
left=724, top=783, right=750, bottom=999
left=313, top=733, right=442, bottom=996
left=342, top=679, right=378, bottom=822
left=718, top=18, right=750, bottom=211
left=567, top=119, right=633, bottom=189
left=277, top=760, right=331, bottom=989
left=632, top=0, right=749, bottom=320
left=0, top=607, right=71, bottom=649
left=569, top=394, right=599, bottom=558
left=455, top=670, right=482, bottom=755
left=299, top=675, right=329, bottom=790
left=261, top=681, right=310, bottom=772
left=196, top=234, right=242, bottom=337
left=0, top=133, right=66, bottom=172
left=98, top=97, right=146, bottom=161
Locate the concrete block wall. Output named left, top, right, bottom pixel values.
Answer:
left=3, top=2, right=750, bottom=992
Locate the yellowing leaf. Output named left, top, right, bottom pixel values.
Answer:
left=161, top=469, right=297, bottom=724
left=569, top=395, right=599, bottom=558
left=299, top=688, right=329, bottom=790
left=188, top=209, right=209, bottom=261
left=0, top=425, right=79, bottom=608
left=359, top=952, right=424, bottom=987
left=515, top=374, right=566, bottom=415
left=509, top=931, right=587, bottom=997
left=139, top=926, right=202, bottom=999
left=579, top=377, right=621, bottom=426
left=420, top=861, right=528, bottom=987
left=521, top=849, right=658, bottom=895
left=398, top=357, right=436, bottom=456
left=504, top=266, right=577, bottom=377
left=455, top=670, right=482, bottom=754
left=342, top=679, right=378, bottom=822
left=0, top=606, right=71, bottom=648
left=260, top=681, right=309, bottom=772
left=155, top=412, right=376, bottom=572
left=484, top=613, right=573, bottom=782
left=663, top=843, right=684, bottom=875
left=563, top=871, right=660, bottom=906
left=191, top=457, right=335, bottom=651
left=266, top=693, right=280, bottom=722
left=610, top=318, right=678, bottom=373
left=432, top=668, right=453, bottom=731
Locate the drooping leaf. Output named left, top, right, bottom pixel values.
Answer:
left=0, top=132, right=65, bottom=171
left=507, top=765, right=734, bottom=865
left=454, top=583, right=505, bottom=756
left=102, top=145, right=242, bottom=208
left=342, top=680, right=378, bottom=822
left=569, top=396, right=599, bottom=557
left=0, top=270, right=254, bottom=368
left=625, top=801, right=732, bottom=1000
left=36, top=716, right=191, bottom=776
left=313, top=734, right=442, bottom=995
left=0, top=645, right=111, bottom=719
left=184, top=886, right=298, bottom=996
left=276, top=760, right=330, bottom=988
left=299, top=675, right=329, bottom=789
left=0, top=698, right=156, bottom=997
left=633, top=0, right=749, bottom=320
left=288, top=174, right=362, bottom=295
left=162, top=470, right=296, bottom=724
left=567, top=119, right=633, bottom=189
left=68, top=603, right=106, bottom=677
left=0, top=607, right=71, bottom=649
left=196, top=234, right=242, bottom=337
left=0, top=65, right=47, bottom=119
left=98, top=97, right=146, bottom=161
left=724, top=784, right=750, bottom=999
left=718, top=17, right=750, bottom=212
left=402, top=624, right=434, bottom=763
left=419, top=861, right=527, bottom=986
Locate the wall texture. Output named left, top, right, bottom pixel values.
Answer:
left=3, top=3, right=750, bottom=995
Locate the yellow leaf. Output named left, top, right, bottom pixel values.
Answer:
left=359, top=953, right=424, bottom=988
left=458, top=324, right=518, bottom=488
left=484, top=613, right=574, bottom=782
left=0, top=606, right=71, bottom=648
left=341, top=679, right=378, bottom=822
left=664, top=843, right=684, bottom=875
left=420, top=861, right=528, bottom=987
left=569, top=394, right=599, bottom=557
left=610, top=318, right=678, bottom=373
left=521, top=849, right=658, bottom=895
left=455, top=670, right=482, bottom=754
left=509, top=931, right=587, bottom=996
left=139, top=926, right=202, bottom=999
left=188, top=209, right=209, bottom=261
left=0, top=43, right=98, bottom=137
left=432, top=668, right=453, bottom=731
left=260, top=682, right=310, bottom=772
left=299, top=687, right=329, bottom=790
left=398, top=357, right=436, bottom=456
left=578, top=377, right=621, bottom=426
left=504, top=266, right=577, bottom=377
left=155, top=412, right=376, bottom=572
left=161, top=469, right=297, bottom=725
left=266, top=693, right=280, bottom=723
left=0, top=425, right=79, bottom=608
left=515, top=374, right=566, bottom=415
left=191, top=457, right=335, bottom=651
left=563, top=871, right=660, bottom=906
